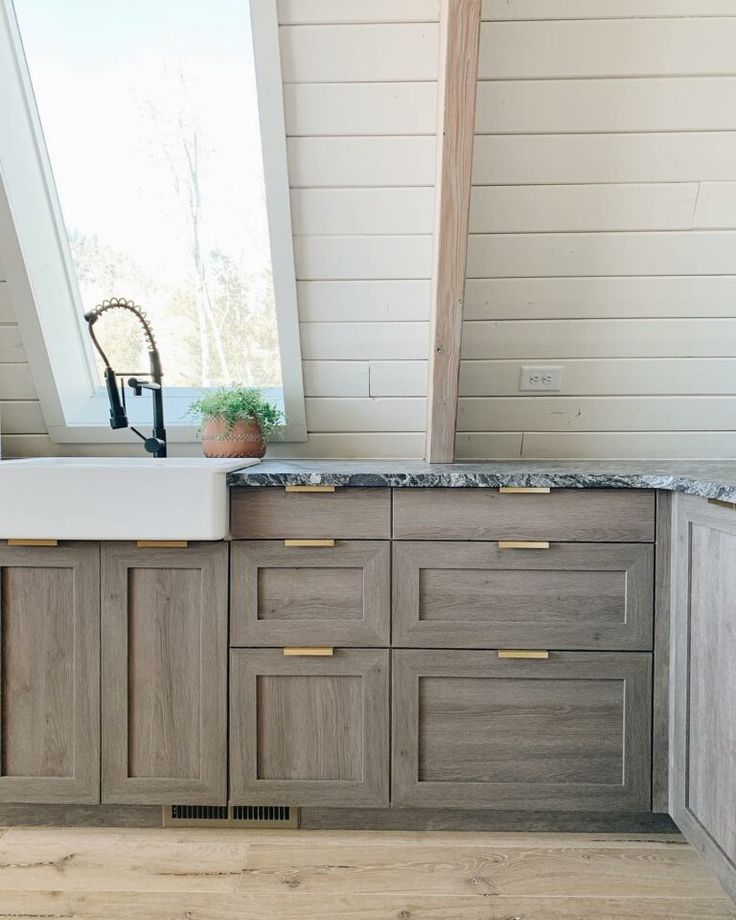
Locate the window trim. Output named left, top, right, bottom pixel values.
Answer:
left=0, top=0, right=306, bottom=444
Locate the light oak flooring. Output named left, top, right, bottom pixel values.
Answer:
left=0, top=826, right=732, bottom=919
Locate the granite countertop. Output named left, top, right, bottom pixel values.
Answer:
left=227, top=459, right=736, bottom=502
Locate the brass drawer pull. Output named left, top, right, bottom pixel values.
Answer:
left=498, top=541, right=550, bottom=550
left=283, top=647, right=334, bottom=657
left=285, top=485, right=336, bottom=493
left=8, top=539, right=58, bottom=547
left=499, top=487, right=551, bottom=494
left=136, top=540, right=188, bottom=548
left=708, top=498, right=736, bottom=511
left=284, top=539, right=335, bottom=548
left=498, top=650, right=550, bottom=660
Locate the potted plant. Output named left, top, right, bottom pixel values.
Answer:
left=188, top=386, right=283, bottom=459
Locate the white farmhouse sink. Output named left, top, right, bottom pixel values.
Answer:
left=0, top=457, right=259, bottom=541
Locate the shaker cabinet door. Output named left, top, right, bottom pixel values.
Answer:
left=101, top=543, right=228, bottom=804
left=393, top=650, right=652, bottom=812
left=230, top=648, right=389, bottom=807
left=0, top=542, right=100, bottom=804
left=671, top=495, right=736, bottom=904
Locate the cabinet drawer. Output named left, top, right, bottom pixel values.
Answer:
left=231, top=488, right=391, bottom=539
left=231, top=541, right=390, bottom=647
left=393, top=650, right=652, bottom=812
left=230, top=648, right=389, bottom=807
left=393, top=488, right=655, bottom=542
left=394, top=542, right=653, bottom=650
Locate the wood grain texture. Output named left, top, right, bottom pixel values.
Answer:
left=393, top=541, right=654, bottom=650
left=0, top=826, right=730, bottom=919
left=230, top=648, right=389, bottom=807
left=101, top=543, right=228, bottom=805
left=671, top=495, right=736, bottom=903
left=393, top=650, right=652, bottom=812
left=653, top=491, right=673, bottom=814
left=426, top=0, right=481, bottom=463
left=230, top=540, right=390, bottom=647
left=0, top=543, right=100, bottom=804
left=231, top=488, right=391, bottom=540
left=393, top=488, right=655, bottom=542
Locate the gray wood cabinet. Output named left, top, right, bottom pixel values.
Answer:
left=231, top=540, right=390, bottom=647
left=671, top=495, right=736, bottom=902
left=393, top=650, right=652, bottom=811
left=230, top=648, right=389, bottom=807
left=0, top=543, right=100, bottom=804
left=393, top=541, right=654, bottom=650
left=101, top=543, right=228, bottom=805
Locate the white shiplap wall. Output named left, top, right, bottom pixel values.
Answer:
left=0, top=1, right=440, bottom=459
left=458, top=0, right=736, bottom=459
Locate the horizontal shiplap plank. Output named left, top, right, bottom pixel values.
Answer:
left=467, top=231, right=736, bottom=278
left=463, top=277, right=736, bottom=320
left=306, top=397, right=426, bottom=432
left=370, top=361, right=428, bottom=397
left=469, top=183, right=698, bottom=233
left=279, top=1, right=440, bottom=24
left=0, top=283, right=15, bottom=323
left=0, top=434, right=55, bottom=458
left=0, top=364, right=38, bottom=399
left=294, top=236, right=433, bottom=280
left=301, top=322, right=429, bottom=360
left=461, top=319, right=736, bottom=359
left=268, top=432, right=427, bottom=459
left=284, top=83, right=437, bottom=136
left=0, top=326, right=27, bottom=363
left=460, top=358, right=736, bottom=396
left=288, top=137, right=436, bottom=187
left=297, top=280, right=431, bottom=322
left=482, top=0, right=736, bottom=20
left=479, top=19, right=736, bottom=79
left=457, top=430, right=736, bottom=460
left=303, top=361, right=370, bottom=397
left=280, top=24, right=438, bottom=83
left=476, top=78, right=736, bottom=134
left=0, top=400, right=46, bottom=434
left=693, top=182, right=736, bottom=228
left=292, top=188, right=434, bottom=235
left=458, top=396, right=736, bottom=431
left=472, top=133, right=736, bottom=185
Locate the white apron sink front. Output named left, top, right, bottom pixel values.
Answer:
left=0, top=457, right=258, bottom=541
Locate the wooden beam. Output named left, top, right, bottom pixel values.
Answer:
left=426, top=0, right=482, bottom=463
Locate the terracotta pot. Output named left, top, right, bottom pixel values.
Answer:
left=200, top=416, right=267, bottom=459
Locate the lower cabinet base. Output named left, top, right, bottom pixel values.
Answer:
left=0, top=803, right=677, bottom=834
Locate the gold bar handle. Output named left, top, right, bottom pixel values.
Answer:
left=284, top=539, right=335, bottom=548
left=8, top=539, right=58, bottom=547
left=498, top=541, right=550, bottom=550
left=499, top=487, right=551, bottom=494
left=283, top=647, right=334, bottom=657
left=285, top=485, right=336, bottom=493
left=136, top=540, right=188, bottom=548
left=708, top=498, right=736, bottom=511
left=498, top=650, right=550, bottom=660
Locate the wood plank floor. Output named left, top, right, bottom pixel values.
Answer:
left=0, top=827, right=732, bottom=919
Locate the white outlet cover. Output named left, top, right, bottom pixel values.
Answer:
left=519, top=365, right=564, bottom=392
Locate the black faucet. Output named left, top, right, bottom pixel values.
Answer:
left=84, top=298, right=167, bottom=458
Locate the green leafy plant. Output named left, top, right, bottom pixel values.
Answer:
left=188, top=386, right=283, bottom=439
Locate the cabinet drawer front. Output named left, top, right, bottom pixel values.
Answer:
left=394, top=542, right=653, bottom=650
left=230, top=648, right=389, bottom=807
left=393, top=488, right=655, bottom=542
left=393, top=650, right=652, bottom=812
left=231, top=541, right=390, bottom=647
left=231, top=488, right=391, bottom=539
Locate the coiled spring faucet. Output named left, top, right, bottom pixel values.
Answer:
left=84, top=298, right=167, bottom=458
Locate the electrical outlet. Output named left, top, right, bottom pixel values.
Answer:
left=519, top=365, right=563, bottom=392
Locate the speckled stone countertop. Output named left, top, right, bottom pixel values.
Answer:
left=227, top=459, right=736, bottom=502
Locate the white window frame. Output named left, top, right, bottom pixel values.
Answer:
left=0, top=0, right=306, bottom=445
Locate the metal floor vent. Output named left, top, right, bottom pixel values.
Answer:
left=163, top=804, right=299, bottom=829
